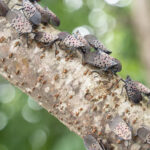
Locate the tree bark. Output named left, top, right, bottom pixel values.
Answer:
left=0, top=1, right=150, bottom=149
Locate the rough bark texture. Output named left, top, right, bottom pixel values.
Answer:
left=0, top=1, right=150, bottom=149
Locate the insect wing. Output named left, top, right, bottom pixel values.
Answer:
left=73, top=31, right=90, bottom=47
left=23, top=0, right=37, bottom=19
left=63, top=35, right=85, bottom=48
left=109, top=116, right=132, bottom=140
left=93, top=51, right=117, bottom=69
left=84, top=34, right=112, bottom=54
left=6, top=10, right=32, bottom=34
left=35, top=32, right=58, bottom=43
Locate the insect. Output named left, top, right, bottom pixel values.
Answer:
left=83, top=135, right=106, bottom=150
left=84, top=34, right=112, bottom=55
left=73, top=31, right=91, bottom=50
left=137, top=126, right=150, bottom=144
left=0, top=0, right=9, bottom=16
left=121, top=76, right=143, bottom=103
left=34, top=31, right=59, bottom=47
left=6, top=9, right=32, bottom=46
left=57, top=32, right=89, bottom=54
left=32, top=1, right=60, bottom=26
left=12, top=0, right=41, bottom=26
left=78, top=49, right=121, bottom=75
left=109, top=115, right=132, bottom=141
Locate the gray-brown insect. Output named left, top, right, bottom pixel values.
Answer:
left=73, top=31, right=91, bottom=49
left=84, top=34, right=112, bottom=54
left=6, top=9, right=32, bottom=34
left=121, top=76, right=143, bottom=103
left=0, top=0, right=9, bottom=16
left=6, top=9, right=32, bottom=46
left=34, top=31, right=59, bottom=47
left=83, top=135, right=106, bottom=150
left=6, top=9, right=32, bottom=33
left=137, top=126, right=150, bottom=144
left=109, top=115, right=132, bottom=141
left=78, top=49, right=121, bottom=74
left=57, top=32, right=89, bottom=53
left=11, top=0, right=41, bottom=26
left=33, top=1, right=60, bottom=26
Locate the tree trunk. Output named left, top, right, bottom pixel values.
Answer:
left=0, top=1, right=150, bottom=149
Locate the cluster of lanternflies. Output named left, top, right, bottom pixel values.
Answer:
left=0, top=0, right=150, bottom=149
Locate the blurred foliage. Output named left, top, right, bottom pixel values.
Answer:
left=0, top=0, right=148, bottom=150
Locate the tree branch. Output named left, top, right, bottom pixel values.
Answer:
left=0, top=1, right=150, bottom=149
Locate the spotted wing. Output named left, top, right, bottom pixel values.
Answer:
left=35, top=32, right=58, bottom=43
left=84, top=34, right=112, bottom=54
left=109, top=116, right=132, bottom=140
left=93, top=40, right=112, bottom=54
left=23, top=0, right=36, bottom=19
left=93, top=51, right=117, bottom=69
left=6, top=10, right=32, bottom=34
left=73, top=32, right=90, bottom=47
left=63, top=35, right=85, bottom=48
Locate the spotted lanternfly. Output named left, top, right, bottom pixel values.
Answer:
left=109, top=115, right=132, bottom=141
left=84, top=34, right=112, bottom=55
left=34, top=32, right=59, bottom=46
left=83, top=135, right=106, bottom=150
left=0, top=0, right=9, bottom=16
left=6, top=9, right=32, bottom=45
left=121, top=76, right=143, bottom=103
left=137, top=126, right=150, bottom=144
left=57, top=32, right=89, bottom=52
left=73, top=31, right=91, bottom=49
left=78, top=49, right=121, bottom=74
left=33, top=2, right=60, bottom=26
left=15, top=0, right=41, bottom=26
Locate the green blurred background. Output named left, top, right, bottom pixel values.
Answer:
left=0, top=0, right=148, bottom=150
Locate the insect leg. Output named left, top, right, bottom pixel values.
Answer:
left=107, top=78, right=124, bottom=91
